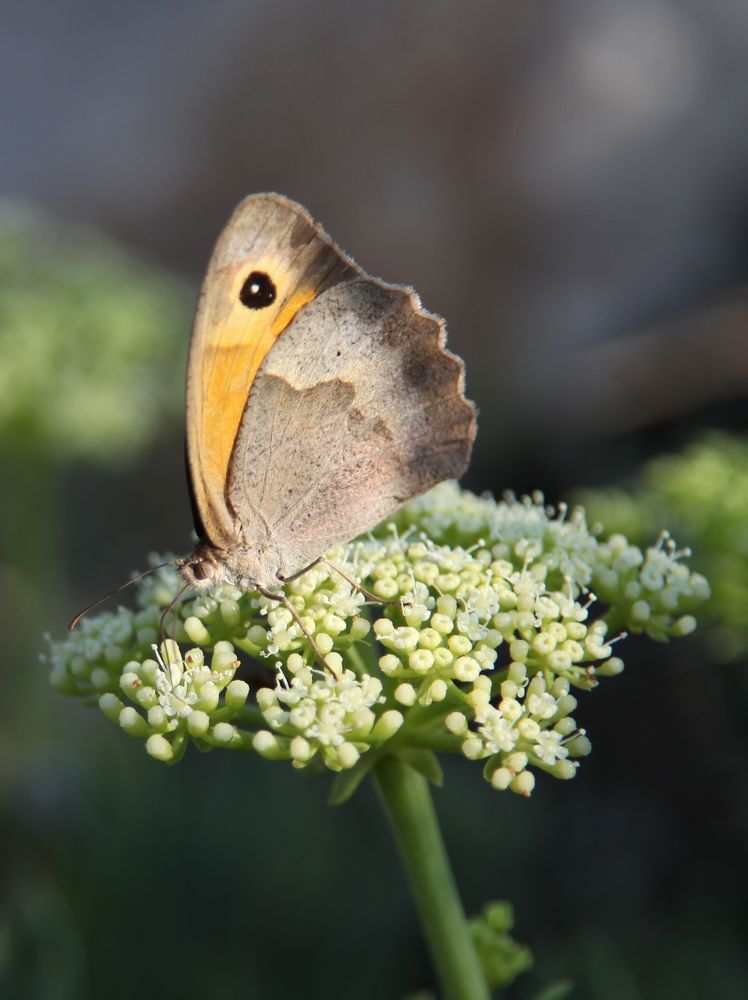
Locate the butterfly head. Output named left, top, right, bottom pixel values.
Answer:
left=178, top=544, right=233, bottom=592
left=179, top=540, right=285, bottom=594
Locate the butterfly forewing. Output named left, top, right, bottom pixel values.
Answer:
left=186, top=193, right=359, bottom=547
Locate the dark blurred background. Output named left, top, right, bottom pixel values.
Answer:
left=2, top=2, right=748, bottom=997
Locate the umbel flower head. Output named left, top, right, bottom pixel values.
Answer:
left=48, top=483, right=709, bottom=797
left=578, top=431, right=748, bottom=662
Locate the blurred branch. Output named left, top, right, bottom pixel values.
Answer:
left=563, top=290, right=748, bottom=433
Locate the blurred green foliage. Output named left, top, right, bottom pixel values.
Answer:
left=0, top=202, right=190, bottom=465
left=469, top=900, right=533, bottom=988
left=578, top=433, right=748, bottom=662
left=0, top=207, right=194, bottom=997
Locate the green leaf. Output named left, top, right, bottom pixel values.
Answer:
left=395, top=748, right=443, bottom=787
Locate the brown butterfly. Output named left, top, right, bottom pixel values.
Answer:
left=72, top=194, right=476, bottom=656
left=180, top=194, right=475, bottom=594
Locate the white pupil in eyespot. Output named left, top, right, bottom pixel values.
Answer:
left=250, top=283, right=260, bottom=294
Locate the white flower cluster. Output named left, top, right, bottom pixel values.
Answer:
left=591, top=532, right=710, bottom=641
left=48, top=606, right=144, bottom=695
left=253, top=654, right=403, bottom=772
left=49, top=483, right=709, bottom=793
left=445, top=671, right=586, bottom=797
left=580, top=432, right=743, bottom=660
left=98, top=639, right=250, bottom=763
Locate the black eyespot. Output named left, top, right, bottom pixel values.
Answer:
left=239, top=271, right=276, bottom=309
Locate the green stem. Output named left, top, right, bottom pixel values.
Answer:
left=396, top=729, right=463, bottom=753
left=345, top=640, right=378, bottom=677
left=219, top=704, right=266, bottom=729
left=373, top=755, right=490, bottom=1000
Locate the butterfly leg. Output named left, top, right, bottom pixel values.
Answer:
left=276, top=557, right=322, bottom=585
left=257, top=586, right=339, bottom=676
left=320, top=557, right=411, bottom=616
left=277, top=557, right=408, bottom=612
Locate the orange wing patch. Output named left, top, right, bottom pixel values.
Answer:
left=199, top=271, right=316, bottom=507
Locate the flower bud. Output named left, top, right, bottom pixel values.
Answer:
left=225, top=680, right=249, bottom=711
left=211, top=641, right=239, bottom=672
left=596, top=657, right=624, bottom=677
left=436, top=595, right=458, bottom=617
left=509, top=639, right=529, bottom=661
left=336, top=743, right=360, bottom=769
left=445, top=712, right=468, bottom=735
left=462, top=737, right=484, bottom=760
left=453, top=656, right=480, bottom=682
left=552, top=759, right=578, bottom=780
left=673, top=615, right=696, bottom=637
left=373, top=578, right=399, bottom=600
left=195, top=682, right=219, bottom=713
left=409, top=649, right=435, bottom=673
left=187, top=711, right=210, bottom=737
left=99, top=692, right=124, bottom=724
left=184, top=616, right=210, bottom=645
left=428, top=679, right=447, bottom=702
left=553, top=717, right=577, bottom=736
left=395, top=683, right=417, bottom=707
left=146, top=734, right=174, bottom=762
left=510, top=771, right=535, bottom=797
left=378, top=654, right=401, bottom=676
left=371, top=710, right=404, bottom=741
left=252, top=731, right=288, bottom=760
left=350, top=616, right=370, bottom=639
left=119, top=707, right=149, bottom=738
left=447, top=635, right=472, bottom=656
left=432, top=647, right=454, bottom=669
left=147, top=705, right=169, bottom=731
left=290, top=735, right=313, bottom=762
left=430, top=613, right=454, bottom=635
left=90, top=668, right=112, bottom=691
left=504, top=752, right=527, bottom=773
left=220, top=600, right=241, bottom=628
left=631, top=600, right=651, bottom=622
left=556, top=694, right=577, bottom=715
left=247, top=625, right=268, bottom=647
left=373, top=617, right=395, bottom=638
left=417, top=628, right=442, bottom=650
left=565, top=734, right=592, bottom=757
left=490, top=767, right=512, bottom=790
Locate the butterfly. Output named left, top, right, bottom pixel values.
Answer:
left=179, top=193, right=476, bottom=604
left=71, top=194, right=476, bottom=653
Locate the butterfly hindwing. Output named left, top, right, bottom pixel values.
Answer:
left=225, top=278, right=476, bottom=579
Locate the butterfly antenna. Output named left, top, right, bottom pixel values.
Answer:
left=68, top=560, right=178, bottom=630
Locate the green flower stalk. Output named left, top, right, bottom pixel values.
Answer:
left=48, top=482, right=709, bottom=997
